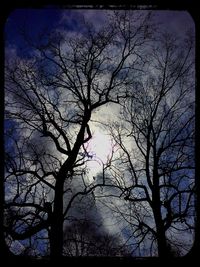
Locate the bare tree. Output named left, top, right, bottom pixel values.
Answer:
left=106, top=31, right=195, bottom=257
left=4, top=11, right=154, bottom=259
left=63, top=217, right=130, bottom=256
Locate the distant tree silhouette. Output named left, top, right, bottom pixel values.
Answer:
left=63, top=218, right=130, bottom=256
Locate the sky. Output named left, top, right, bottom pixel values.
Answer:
left=5, top=9, right=195, bottom=54
left=4, top=8, right=195, bottom=257
left=4, top=9, right=195, bottom=130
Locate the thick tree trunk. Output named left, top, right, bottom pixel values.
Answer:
left=49, top=110, right=91, bottom=259
left=49, top=115, right=91, bottom=258
left=151, top=153, right=172, bottom=258
left=152, top=202, right=171, bottom=258
left=50, top=178, right=64, bottom=259
left=152, top=182, right=171, bottom=258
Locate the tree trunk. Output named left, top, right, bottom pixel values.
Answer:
left=50, top=178, right=64, bottom=259
left=49, top=112, right=91, bottom=258
left=151, top=151, right=172, bottom=258
left=152, top=184, right=171, bottom=258
left=153, top=203, right=171, bottom=257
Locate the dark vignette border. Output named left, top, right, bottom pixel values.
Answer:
left=0, top=0, right=199, bottom=266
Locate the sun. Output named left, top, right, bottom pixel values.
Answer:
left=86, top=130, right=113, bottom=175
left=88, top=131, right=112, bottom=163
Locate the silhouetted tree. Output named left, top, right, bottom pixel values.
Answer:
left=107, top=31, right=195, bottom=257
left=4, top=11, right=154, bottom=258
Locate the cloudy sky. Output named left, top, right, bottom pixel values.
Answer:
left=5, top=9, right=194, bottom=52
left=4, top=8, right=195, bottom=257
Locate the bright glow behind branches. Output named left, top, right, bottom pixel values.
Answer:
left=86, top=129, right=113, bottom=176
